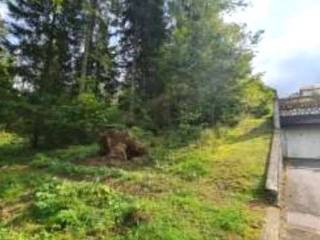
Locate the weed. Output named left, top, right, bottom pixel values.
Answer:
left=32, top=180, right=140, bottom=233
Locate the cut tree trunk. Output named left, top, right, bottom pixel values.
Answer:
left=99, top=130, right=147, bottom=161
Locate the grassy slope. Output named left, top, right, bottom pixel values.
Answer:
left=0, top=117, right=272, bottom=240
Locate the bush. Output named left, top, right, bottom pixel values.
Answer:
left=12, top=93, right=123, bottom=148
left=242, top=78, right=274, bottom=118
left=43, top=94, right=122, bottom=147
left=30, top=153, right=53, bottom=168
left=214, top=207, right=247, bottom=234
left=33, top=180, right=137, bottom=231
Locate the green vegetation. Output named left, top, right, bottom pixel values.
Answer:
left=0, top=0, right=274, bottom=239
left=0, top=0, right=274, bottom=148
left=0, top=117, right=272, bottom=240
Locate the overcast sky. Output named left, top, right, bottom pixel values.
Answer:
left=0, top=3, right=5, bottom=19
left=1, top=1, right=320, bottom=96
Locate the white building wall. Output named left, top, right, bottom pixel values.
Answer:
left=300, top=88, right=320, bottom=97
left=282, top=126, right=320, bottom=159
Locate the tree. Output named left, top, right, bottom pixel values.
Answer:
left=3, top=0, right=117, bottom=147
left=0, top=15, right=17, bottom=128
left=79, top=0, right=118, bottom=96
left=149, top=0, right=259, bottom=128
left=1, top=0, right=273, bottom=147
left=119, top=0, right=167, bottom=97
left=113, top=0, right=168, bottom=126
left=79, top=0, right=98, bottom=93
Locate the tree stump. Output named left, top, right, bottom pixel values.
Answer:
left=99, top=130, right=147, bottom=161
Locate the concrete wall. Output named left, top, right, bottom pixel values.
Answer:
left=264, top=98, right=283, bottom=204
left=282, top=125, right=320, bottom=159
left=274, top=99, right=281, bottom=130
left=266, top=130, right=283, bottom=204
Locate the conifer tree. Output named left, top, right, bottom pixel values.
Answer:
left=119, top=0, right=167, bottom=99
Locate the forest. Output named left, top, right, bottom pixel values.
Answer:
left=0, top=0, right=274, bottom=239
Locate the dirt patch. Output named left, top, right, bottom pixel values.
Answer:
left=78, top=155, right=148, bottom=168
left=0, top=201, right=32, bottom=223
left=79, top=157, right=110, bottom=166
left=121, top=209, right=150, bottom=227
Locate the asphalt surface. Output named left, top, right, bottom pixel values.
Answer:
left=284, top=159, right=320, bottom=239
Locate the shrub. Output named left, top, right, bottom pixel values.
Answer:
left=0, top=226, right=26, bottom=240
left=214, top=207, right=247, bottom=234
left=49, top=144, right=99, bottom=162
left=42, top=94, right=123, bottom=147
left=33, top=180, right=137, bottom=231
left=30, top=153, right=53, bottom=168
left=11, top=93, right=123, bottom=148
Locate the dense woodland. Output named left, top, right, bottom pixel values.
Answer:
left=0, top=0, right=273, bottom=148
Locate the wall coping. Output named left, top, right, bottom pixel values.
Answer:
left=265, top=130, right=283, bottom=205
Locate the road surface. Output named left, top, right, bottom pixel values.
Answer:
left=283, top=159, right=320, bottom=239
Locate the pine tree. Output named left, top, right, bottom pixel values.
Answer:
left=4, top=0, right=83, bottom=95
left=4, top=0, right=78, bottom=146
left=3, top=0, right=118, bottom=146
left=119, top=0, right=167, bottom=99
left=80, top=0, right=118, bottom=96
left=153, top=0, right=256, bottom=127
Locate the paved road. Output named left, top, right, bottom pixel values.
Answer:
left=283, top=159, right=320, bottom=239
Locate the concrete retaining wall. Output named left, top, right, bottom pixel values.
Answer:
left=265, top=130, right=283, bottom=204
left=265, top=99, right=284, bottom=204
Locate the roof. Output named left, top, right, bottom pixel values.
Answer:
left=281, top=114, right=320, bottom=127
left=300, top=84, right=320, bottom=91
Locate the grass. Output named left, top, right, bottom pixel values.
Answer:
left=0, top=117, right=272, bottom=240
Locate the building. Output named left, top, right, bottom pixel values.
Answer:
left=299, top=85, right=320, bottom=97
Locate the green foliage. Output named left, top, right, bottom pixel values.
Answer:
left=48, top=144, right=99, bottom=162
left=118, top=0, right=167, bottom=98
left=214, top=207, right=247, bottom=233
left=11, top=94, right=122, bottom=148
left=1, top=0, right=275, bottom=238
left=171, top=159, right=209, bottom=181
left=33, top=181, right=128, bottom=229
left=168, top=147, right=211, bottom=181
left=2, top=0, right=273, bottom=146
left=30, top=154, right=53, bottom=168
left=0, top=46, right=17, bottom=128
left=30, top=145, right=125, bottom=179
left=46, top=160, right=124, bottom=179
left=242, top=77, right=275, bottom=117
left=143, top=0, right=266, bottom=128
left=0, top=131, right=19, bottom=145
left=0, top=118, right=271, bottom=239
left=121, top=221, right=192, bottom=240
left=0, top=132, right=31, bottom=166
left=3, top=0, right=119, bottom=148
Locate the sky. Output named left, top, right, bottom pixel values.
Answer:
left=227, top=0, right=320, bottom=96
left=1, top=1, right=320, bottom=97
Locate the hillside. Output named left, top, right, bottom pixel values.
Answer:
left=0, top=117, right=272, bottom=240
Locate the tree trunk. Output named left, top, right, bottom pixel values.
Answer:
left=31, top=121, right=39, bottom=149
left=79, top=0, right=97, bottom=94
left=41, top=12, right=57, bottom=92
